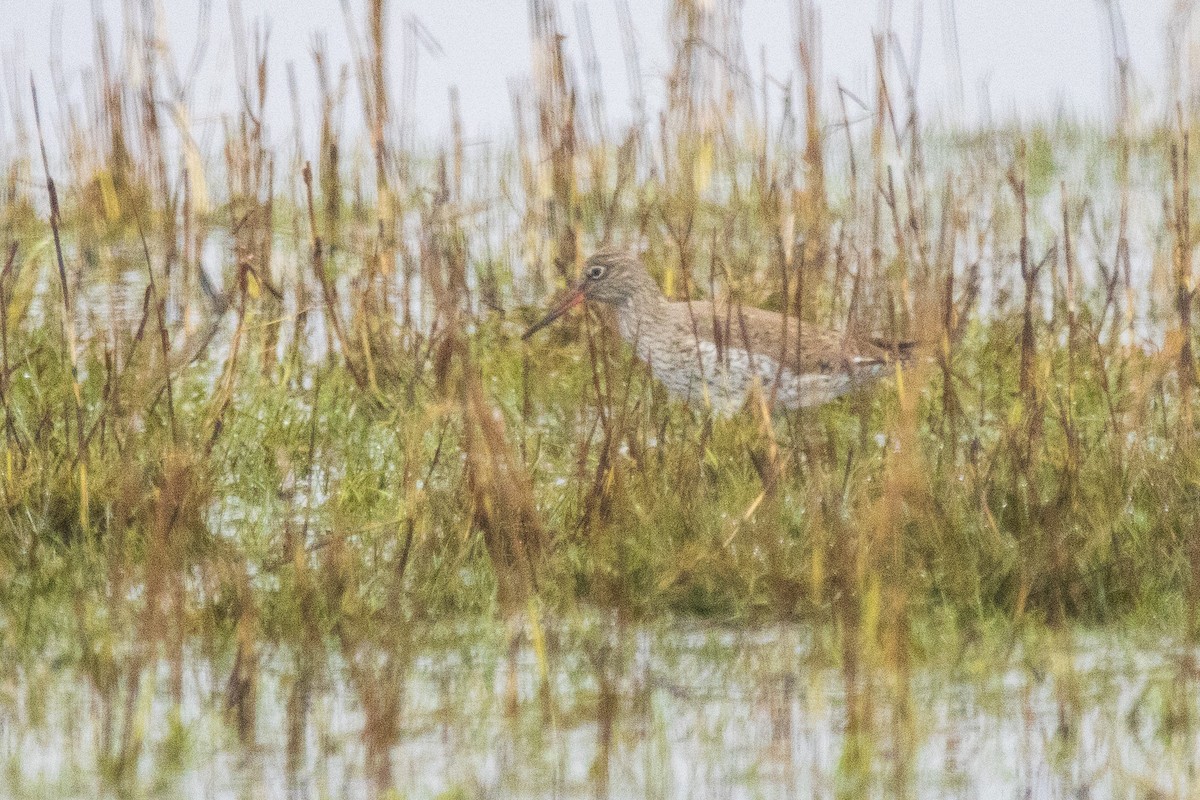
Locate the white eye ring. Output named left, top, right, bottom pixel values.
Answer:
left=587, top=265, right=606, bottom=280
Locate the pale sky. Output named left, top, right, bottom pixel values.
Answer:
left=0, top=0, right=1191, bottom=150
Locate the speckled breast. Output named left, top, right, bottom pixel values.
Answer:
left=632, top=336, right=866, bottom=415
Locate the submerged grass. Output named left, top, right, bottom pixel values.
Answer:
left=2, top=0, right=1200, bottom=794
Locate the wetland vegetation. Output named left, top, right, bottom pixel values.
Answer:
left=2, top=0, right=1200, bottom=797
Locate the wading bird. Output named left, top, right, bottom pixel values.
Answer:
left=523, top=249, right=914, bottom=415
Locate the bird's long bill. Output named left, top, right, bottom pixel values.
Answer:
left=521, top=284, right=586, bottom=340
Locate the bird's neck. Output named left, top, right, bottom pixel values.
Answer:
left=615, top=288, right=668, bottom=343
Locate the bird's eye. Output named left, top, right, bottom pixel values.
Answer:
left=587, top=265, right=606, bottom=280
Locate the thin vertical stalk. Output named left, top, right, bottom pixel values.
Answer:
left=32, top=79, right=88, bottom=532
left=1171, top=129, right=1195, bottom=437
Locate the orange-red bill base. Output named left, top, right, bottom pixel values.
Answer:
left=522, top=285, right=586, bottom=340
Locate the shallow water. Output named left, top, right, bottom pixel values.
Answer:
left=3, top=619, right=1197, bottom=799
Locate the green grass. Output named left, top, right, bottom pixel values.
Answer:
left=1, top=269, right=1196, bottom=658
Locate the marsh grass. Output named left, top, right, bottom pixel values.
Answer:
left=2, top=0, right=1200, bottom=794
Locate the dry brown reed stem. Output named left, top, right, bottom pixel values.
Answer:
left=531, top=0, right=580, bottom=279
left=1008, top=143, right=1039, bottom=404
left=1169, top=127, right=1195, bottom=437
left=862, top=33, right=890, bottom=336
left=138, top=224, right=178, bottom=445
left=31, top=78, right=89, bottom=531
left=0, top=242, right=18, bottom=457
left=368, top=0, right=389, bottom=189
left=461, top=358, right=548, bottom=608
left=796, top=0, right=827, bottom=275
left=449, top=87, right=465, bottom=202
left=302, top=161, right=367, bottom=387
left=1060, top=183, right=1081, bottom=496
left=880, top=167, right=922, bottom=337
left=224, top=19, right=281, bottom=375
left=1103, top=0, right=1135, bottom=344
left=575, top=2, right=608, bottom=149
left=337, top=2, right=412, bottom=391
left=312, top=39, right=348, bottom=245
left=615, top=0, right=647, bottom=146
left=420, top=156, right=548, bottom=608
left=934, top=179, right=968, bottom=467
left=362, top=0, right=397, bottom=329
left=579, top=311, right=649, bottom=532
left=443, top=318, right=547, bottom=609
left=92, top=11, right=141, bottom=240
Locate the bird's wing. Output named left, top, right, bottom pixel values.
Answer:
left=672, top=300, right=877, bottom=374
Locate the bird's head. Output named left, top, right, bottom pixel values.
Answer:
left=522, top=249, right=653, bottom=339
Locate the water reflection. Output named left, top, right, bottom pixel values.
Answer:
left=3, top=620, right=1198, bottom=799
